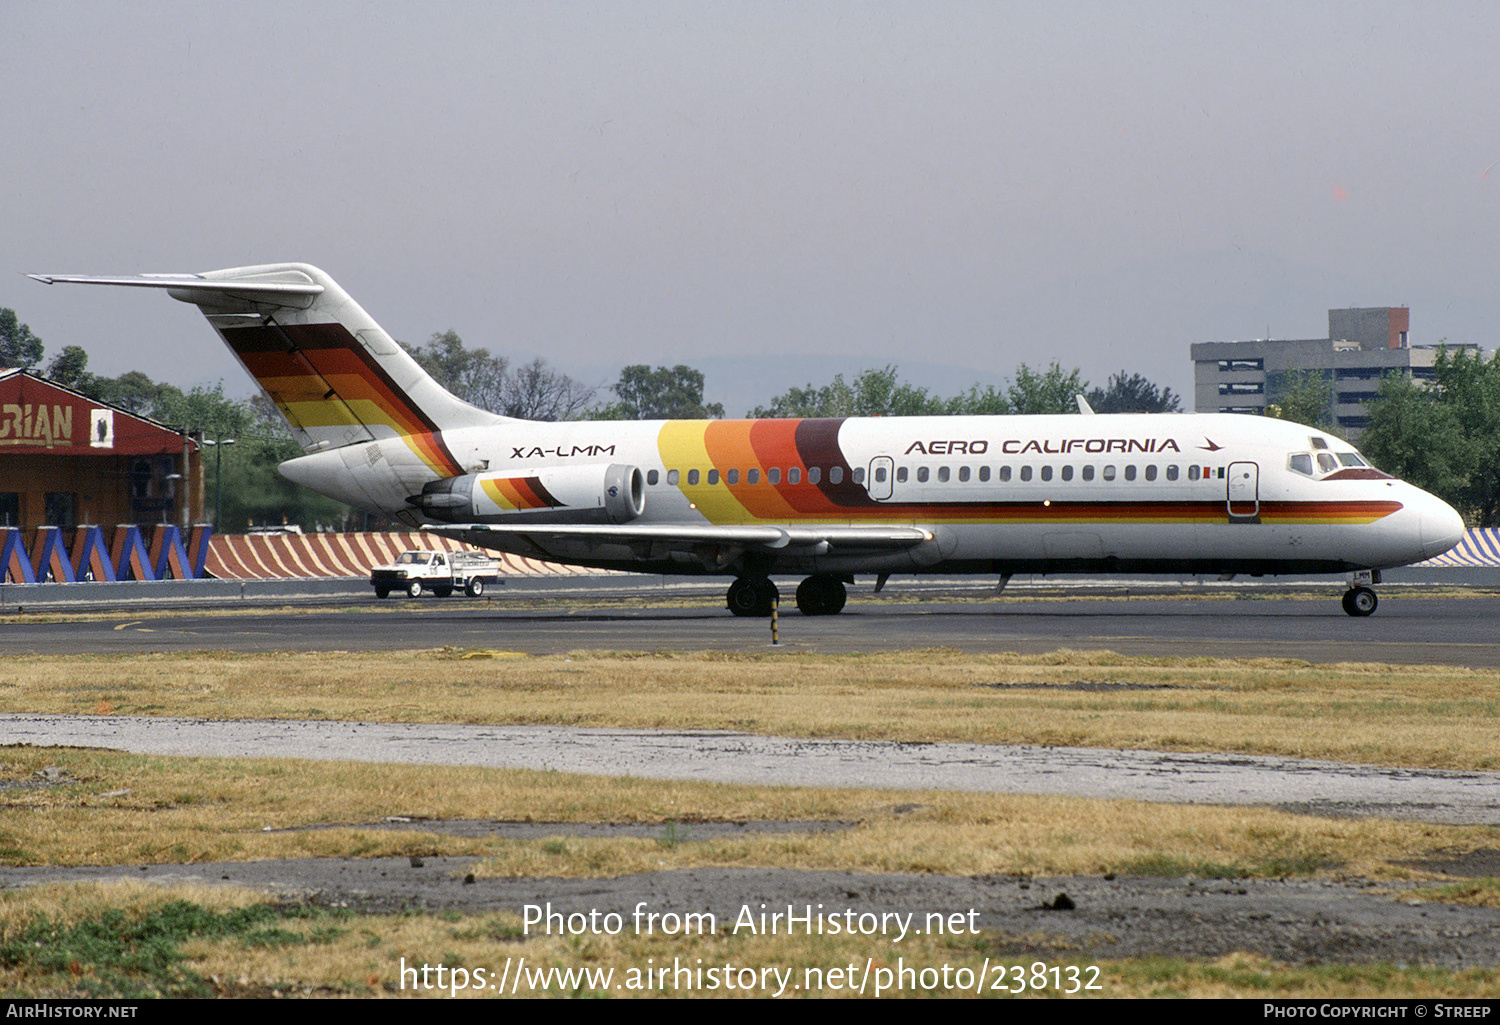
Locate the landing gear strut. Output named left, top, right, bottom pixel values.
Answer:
left=795, top=574, right=848, bottom=616
left=727, top=576, right=779, bottom=617
left=1341, top=586, right=1378, bottom=617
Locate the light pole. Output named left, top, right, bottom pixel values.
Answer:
left=205, top=438, right=236, bottom=528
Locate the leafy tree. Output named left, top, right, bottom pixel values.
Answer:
left=999, top=362, right=1089, bottom=415
left=1265, top=369, right=1336, bottom=433
left=0, top=309, right=43, bottom=370
left=750, top=366, right=943, bottom=418
left=1085, top=371, right=1182, bottom=413
left=601, top=364, right=725, bottom=420
left=1358, top=372, right=1468, bottom=515
left=44, top=345, right=91, bottom=390
left=1362, top=346, right=1500, bottom=526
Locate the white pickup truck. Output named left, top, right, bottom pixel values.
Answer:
left=369, top=550, right=502, bottom=599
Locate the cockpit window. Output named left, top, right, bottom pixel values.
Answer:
left=1336, top=452, right=1368, bottom=467
left=1289, top=453, right=1314, bottom=476
left=1316, top=452, right=1338, bottom=473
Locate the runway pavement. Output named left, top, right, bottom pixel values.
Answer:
left=5, top=589, right=1500, bottom=666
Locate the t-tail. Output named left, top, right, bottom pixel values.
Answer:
left=30, top=263, right=500, bottom=464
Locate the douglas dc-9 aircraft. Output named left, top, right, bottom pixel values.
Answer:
left=32, top=263, right=1465, bottom=617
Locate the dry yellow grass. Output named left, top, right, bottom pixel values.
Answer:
left=0, top=745, right=1489, bottom=882
left=2, top=881, right=1495, bottom=999
left=3, top=648, right=1499, bottom=769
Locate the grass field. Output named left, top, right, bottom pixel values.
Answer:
left=2, top=640, right=1497, bottom=997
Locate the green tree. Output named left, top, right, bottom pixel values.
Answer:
left=601, top=365, right=725, bottom=420
left=1265, top=369, right=1336, bottom=433
left=0, top=309, right=43, bottom=370
left=1000, top=362, right=1089, bottom=415
left=1085, top=371, right=1182, bottom=413
left=44, top=345, right=91, bottom=390
left=1362, top=347, right=1500, bottom=526
left=750, top=366, right=944, bottom=418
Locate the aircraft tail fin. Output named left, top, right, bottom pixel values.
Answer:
left=30, top=263, right=502, bottom=455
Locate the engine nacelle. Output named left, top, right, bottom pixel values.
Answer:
left=414, top=463, right=645, bottom=525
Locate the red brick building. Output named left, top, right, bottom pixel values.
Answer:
left=0, top=369, right=204, bottom=531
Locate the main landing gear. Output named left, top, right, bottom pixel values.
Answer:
left=726, top=574, right=849, bottom=617
left=1340, top=570, right=1380, bottom=617
left=1341, top=586, right=1378, bottom=617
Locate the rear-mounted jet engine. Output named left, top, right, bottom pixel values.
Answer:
left=414, top=463, right=645, bottom=525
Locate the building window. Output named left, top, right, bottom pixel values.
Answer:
left=1218, top=382, right=1264, bottom=395
left=1217, top=358, right=1264, bottom=371
left=44, top=492, right=76, bottom=529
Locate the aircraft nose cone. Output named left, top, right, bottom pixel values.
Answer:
left=1420, top=497, right=1465, bottom=560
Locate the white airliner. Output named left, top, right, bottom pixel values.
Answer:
left=32, top=263, right=1465, bottom=617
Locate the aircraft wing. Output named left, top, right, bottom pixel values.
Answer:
left=421, top=521, right=932, bottom=567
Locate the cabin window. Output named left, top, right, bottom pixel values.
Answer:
left=768, top=468, right=781, bottom=484
left=667, top=469, right=679, bottom=485
left=1102, top=465, right=1116, bottom=481
left=917, top=466, right=930, bottom=483
left=1124, top=465, right=1137, bottom=482
left=1061, top=465, right=1073, bottom=482
left=1166, top=465, right=1179, bottom=481
left=1081, top=465, right=1095, bottom=482
left=829, top=466, right=843, bottom=484
left=957, top=466, right=970, bottom=482
left=872, top=466, right=886, bottom=483
left=977, top=466, right=990, bottom=482
left=687, top=469, right=700, bottom=485
left=808, top=466, right=821, bottom=484
left=1189, top=465, right=1201, bottom=481
left=788, top=467, right=801, bottom=484
left=999, top=466, right=1011, bottom=482
left=851, top=467, right=864, bottom=484
left=1145, top=465, right=1157, bottom=482
left=1040, top=466, right=1053, bottom=482
left=647, top=469, right=660, bottom=485
left=1020, top=466, right=1033, bottom=482
left=707, top=469, right=719, bottom=485
left=747, top=468, right=760, bottom=484
left=896, top=467, right=908, bottom=483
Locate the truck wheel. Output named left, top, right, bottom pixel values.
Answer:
left=466, top=578, right=485, bottom=597
left=375, top=587, right=391, bottom=599
left=406, top=580, right=423, bottom=599
left=433, top=586, right=453, bottom=598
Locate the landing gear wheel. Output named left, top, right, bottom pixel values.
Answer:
left=727, top=577, right=779, bottom=617
left=465, top=578, right=485, bottom=597
left=795, top=574, right=848, bottom=616
left=1341, top=586, right=1378, bottom=617
left=406, top=580, right=423, bottom=599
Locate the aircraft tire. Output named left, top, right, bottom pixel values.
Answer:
left=1342, top=586, right=1378, bottom=617
left=406, top=580, right=423, bottom=599
left=466, top=578, right=485, bottom=597
left=796, top=574, right=848, bottom=615
left=727, top=577, right=778, bottom=617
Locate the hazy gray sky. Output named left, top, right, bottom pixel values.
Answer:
left=6, top=1, right=1497, bottom=410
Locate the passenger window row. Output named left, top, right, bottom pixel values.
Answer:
left=645, top=464, right=1219, bottom=486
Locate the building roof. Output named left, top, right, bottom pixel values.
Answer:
left=0, top=369, right=200, bottom=456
